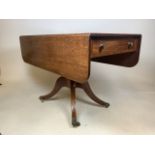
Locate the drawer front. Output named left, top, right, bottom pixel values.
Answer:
left=91, top=38, right=139, bottom=58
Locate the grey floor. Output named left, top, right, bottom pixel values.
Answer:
left=0, top=50, right=155, bottom=134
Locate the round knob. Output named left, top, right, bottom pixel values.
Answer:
left=99, top=43, right=105, bottom=53
left=128, top=42, right=134, bottom=49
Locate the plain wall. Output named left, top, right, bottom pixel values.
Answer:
left=0, top=19, right=155, bottom=86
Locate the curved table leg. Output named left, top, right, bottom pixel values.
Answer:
left=39, top=77, right=68, bottom=101
left=39, top=76, right=109, bottom=127
left=70, top=81, right=80, bottom=127
left=77, top=82, right=110, bottom=108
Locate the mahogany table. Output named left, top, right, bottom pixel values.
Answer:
left=20, top=33, right=141, bottom=127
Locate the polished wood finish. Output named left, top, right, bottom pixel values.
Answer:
left=91, top=38, right=138, bottom=58
left=20, top=33, right=141, bottom=83
left=39, top=76, right=80, bottom=127
left=20, top=33, right=141, bottom=127
left=40, top=76, right=109, bottom=127
left=20, top=34, right=90, bottom=83
left=90, top=33, right=141, bottom=67
left=76, top=82, right=109, bottom=108
left=39, top=77, right=66, bottom=100
left=70, top=81, right=80, bottom=127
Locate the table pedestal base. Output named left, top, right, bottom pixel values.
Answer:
left=39, top=77, right=110, bottom=127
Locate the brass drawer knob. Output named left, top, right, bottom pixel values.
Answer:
left=99, top=43, right=105, bottom=53
left=128, top=42, right=134, bottom=49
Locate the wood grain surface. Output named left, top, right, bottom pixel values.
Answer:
left=91, top=38, right=138, bottom=58
left=90, top=34, right=141, bottom=67
left=20, top=33, right=141, bottom=83
left=20, top=34, right=90, bottom=83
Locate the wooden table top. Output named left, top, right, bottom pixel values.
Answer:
left=20, top=33, right=141, bottom=83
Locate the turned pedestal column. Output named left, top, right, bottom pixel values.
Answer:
left=39, top=77, right=109, bottom=127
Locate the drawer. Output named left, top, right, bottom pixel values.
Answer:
left=91, top=38, right=139, bottom=58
